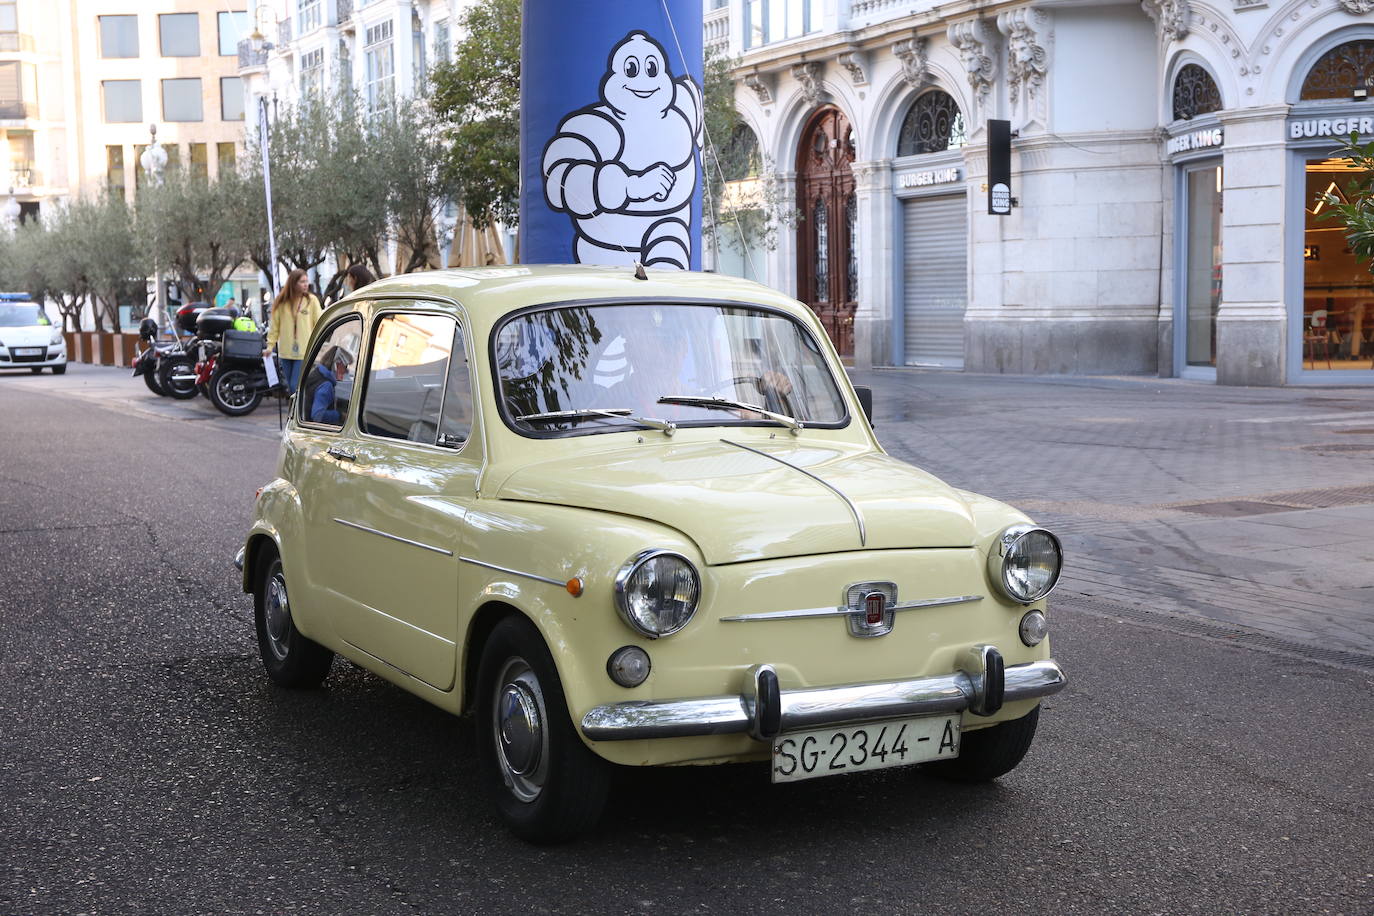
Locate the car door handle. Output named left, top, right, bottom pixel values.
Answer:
left=326, top=445, right=356, bottom=462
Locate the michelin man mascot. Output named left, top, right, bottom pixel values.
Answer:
left=542, top=30, right=703, bottom=269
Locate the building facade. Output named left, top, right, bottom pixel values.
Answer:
left=709, top=0, right=1374, bottom=385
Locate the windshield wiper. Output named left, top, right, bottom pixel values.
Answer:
left=657, top=395, right=804, bottom=436
left=516, top=407, right=677, bottom=435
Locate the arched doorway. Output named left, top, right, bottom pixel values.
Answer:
left=796, top=106, right=856, bottom=357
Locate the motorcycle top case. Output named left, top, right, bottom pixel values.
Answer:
left=196, top=307, right=241, bottom=340
left=222, top=329, right=265, bottom=360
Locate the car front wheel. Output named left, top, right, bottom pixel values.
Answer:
left=925, top=706, right=1040, bottom=782
left=475, top=616, right=610, bottom=844
left=253, top=551, right=333, bottom=688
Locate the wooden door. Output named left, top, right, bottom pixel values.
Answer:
left=796, top=107, right=857, bottom=357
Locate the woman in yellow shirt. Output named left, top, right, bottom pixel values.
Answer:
left=263, top=268, right=322, bottom=393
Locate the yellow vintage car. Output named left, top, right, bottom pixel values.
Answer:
left=236, top=265, right=1066, bottom=843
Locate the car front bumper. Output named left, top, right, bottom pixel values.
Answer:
left=0, top=344, right=66, bottom=368
left=581, top=649, right=1066, bottom=742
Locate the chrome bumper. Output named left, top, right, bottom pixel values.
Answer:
left=581, top=651, right=1066, bottom=742
left=234, top=546, right=245, bottom=572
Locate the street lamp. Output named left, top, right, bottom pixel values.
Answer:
left=139, top=124, right=169, bottom=330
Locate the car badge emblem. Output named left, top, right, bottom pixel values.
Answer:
left=865, top=592, right=885, bottom=626
left=845, top=581, right=898, bottom=638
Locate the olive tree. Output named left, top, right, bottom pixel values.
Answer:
left=69, top=191, right=148, bottom=331
left=375, top=96, right=459, bottom=274
left=137, top=168, right=247, bottom=305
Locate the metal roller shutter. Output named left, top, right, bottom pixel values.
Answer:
left=902, top=194, right=968, bottom=368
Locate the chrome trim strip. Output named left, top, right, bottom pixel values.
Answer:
left=719, top=439, right=866, bottom=547
left=332, top=518, right=454, bottom=556
left=719, top=594, right=983, bottom=622
left=459, top=555, right=566, bottom=588
left=580, top=658, right=1067, bottom=741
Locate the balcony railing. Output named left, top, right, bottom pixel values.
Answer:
left=0, top=100, right=38, bottom=120
left=9, top=164, right=35, bottom=188
left=336, top=0, right=353, bottom=27
left=278, top=19, right=293, bottom=46
left=704, top=7, right=728, bottom=56
left=237, top=38, right=267, bottom=70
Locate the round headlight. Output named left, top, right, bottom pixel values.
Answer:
left=614, top=549, right=700, bottom=638
left=988, top=524, right=1062, bottom=603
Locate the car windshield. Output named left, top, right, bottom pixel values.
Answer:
left=494, top=302, right=848, bottom=436
left=0, top=303, right=49, bottom=327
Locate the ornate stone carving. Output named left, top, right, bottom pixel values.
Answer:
left=1141, top=0, right=1191, bottom=42
left=792, top=61, right=826, bottom=108
left=947, top=19, right=998, bottom=107
left=1336, top=0, right=1373, bottom=13
left=998, top=8, right=1049, bottom=107
left=836, top=50, right=868, bottom=86
left=891, top=37, right=930, bottom=92
left=743, top=71, right=773, bottom=105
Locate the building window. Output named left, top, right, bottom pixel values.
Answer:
left=0, top=0, right=14, bottom=33
left=743, top=0, right=812, bottom=50
left=413, top=20, right=426, bottom=92
left=812, top=198, right=828, bottom=303
left=163, top=144, right=181, bottom=173
left=1182, top=165, right=1222, bottom=369
left=0, top=60, right=36, bottom=119
left=99, top=15, right=139, bottom=58
left=217, top=142, right=236, bottom=174
left=189, top=143, right=208, bottom=180
left=102, top=79, right=142, bottom=123
left=162, top=78, right=203, bottom=122
left=299, top=48, right=324, bottom=98
left=1172, top=64, right=1222, bottom=121
left=106, top=145, right=125, bottom=197
left=434, top=19, right=450, bottom=65
left=218, top=11, right=248, bottom=56
left=1300, top=40, right=1374, bottom=101
left=221, top=76, right=244, bottom=120
left=159, top=13, right=199, bottom=57
left=1303, top=158, right=1373, bottom=370
left=364, top=20, right=394, bottom=112
left=896, top=90, right=967, bottom=157
left=297, top=0, right=321, bottom=35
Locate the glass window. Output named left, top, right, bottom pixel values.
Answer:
left=99, top=15, right=139, bottom=58
left=744, top=0, right=764, bottom=49
left=364, top=21, right=394, bottom=112
left=102, top=79, right=142, bottom=123
left=1172, top=64, right=1222, bottom=121
left=361, top=313, right=458, bottom=445
left=217, top=142, right=236, bottom=174
left=217, top=11, right=247, bottom=56
left=897, top=91, right=967, bottom=157
left=0, top=60, right=36, bottom=119
left=189, top=142, right=207, bottom=179
left=494, top=303, right=847, bottom=438
left=1303, top=157, right=1374, bottom=371
left=1300, top=40, right=1374, bottom=102
left=299, top=48, right=323, bottom=98
left=300, top=317, right=364, bottom=428
left=297, top=0, right=321, bottom=34
left=162, top=78, right=202, bottom=122
left=0, top=1, right=15, bottom=33
left=0, top=302, right=49, bottom=326
left=1183, top=165, right=1222, bottom=368
left=434, top=19, right=450, bottom=65
left=220, top=76, right=243, bottom=120
left=106, top=145, right=125, bottom=196
left=159, top=13, right=199, bottom=57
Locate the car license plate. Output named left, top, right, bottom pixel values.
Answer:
left=13, top=347, right=41, bottom=356
left=771, top=714, right=960, bottom=783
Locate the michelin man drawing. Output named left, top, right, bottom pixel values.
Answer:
left=542, top=30, right=703, bottom=269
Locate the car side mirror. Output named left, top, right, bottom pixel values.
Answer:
left=853, top=385, right=874, bottom=426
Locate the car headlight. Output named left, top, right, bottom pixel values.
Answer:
left=50, top=328, right=63, bottom=345
left=987, top=524, right=1062, bottom=603
left=614, top=549, right=700, bottom=638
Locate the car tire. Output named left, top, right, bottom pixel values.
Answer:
left=157, top=354, right=199, bottom=400
left=253, top=550, right=333, bottom=688
left=925, top=706, right=1040, bottom=782
left=475, top=615, right=610, bottom=844
left=51, top=365, right=66, bottom=375
left=209, top=368, right=263, bottom=417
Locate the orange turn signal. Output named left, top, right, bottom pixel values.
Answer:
left=566, top=577, right=584, bottom=597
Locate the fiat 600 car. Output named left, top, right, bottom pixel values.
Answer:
left=236, top=266, right=1067, bottom=842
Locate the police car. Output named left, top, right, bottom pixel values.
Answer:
left=0, top=293, right=66, bottom=374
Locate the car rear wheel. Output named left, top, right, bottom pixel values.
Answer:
left=253, top=550, right=333, bottom=688
left=476, top=616, right=610, bottom=844
left=924, top=706, right=1040, bottom=782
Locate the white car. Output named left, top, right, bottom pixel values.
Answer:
left=0, top=297, right=66, bottom=374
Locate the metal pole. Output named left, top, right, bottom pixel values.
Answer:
left=258, top=97, right=280, bottom=298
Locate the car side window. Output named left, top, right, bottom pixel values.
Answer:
left=360, top=312, right=458, bottom=445
left=299, top=316, right=363, bottom=429
left=436, top=325, right=471, bottom=449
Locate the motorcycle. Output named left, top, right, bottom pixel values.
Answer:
left=131, top=317, right=181, bottom=397
left=157, top=304, right=280, bottom=416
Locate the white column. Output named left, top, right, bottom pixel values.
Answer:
left=852, top=157, right=893, bottom=369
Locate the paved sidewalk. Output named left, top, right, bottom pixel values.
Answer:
left=852, top=368, right=1374, bottom=658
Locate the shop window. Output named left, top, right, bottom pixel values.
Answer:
left=897, top=90, right=966, bottom=157
left=162, top=78, right=202, bottom=122
left=1182, top=166, right=1222, bottom=368
left=1172, top=64, right=1222, bottom=121
left=1303, top=157, right=1373, bottom=370
left=1300, top=40, right=1374, bottom=101
left=159, top=13, right=199, bottom=57
left=99, top=15, right=138, bottom=58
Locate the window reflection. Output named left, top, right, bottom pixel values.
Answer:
left=1305, top=158, right=1373, bottom=371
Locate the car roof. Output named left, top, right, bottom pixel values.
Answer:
left=337, top=265, right=804, bottom=324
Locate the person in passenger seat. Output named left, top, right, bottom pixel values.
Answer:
left=307, top=346, right=355, bottom=425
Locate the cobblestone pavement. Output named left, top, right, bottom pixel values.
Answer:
left=851, top=368, right=1374, bottom=658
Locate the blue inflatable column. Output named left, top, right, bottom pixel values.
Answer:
left=519, top=0, right=703, bottom=270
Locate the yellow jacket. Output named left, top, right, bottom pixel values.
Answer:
left=265, top=293, right=322, bottom=360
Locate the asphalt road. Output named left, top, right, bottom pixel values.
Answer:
left=2, top=366, right=1372, bottom=915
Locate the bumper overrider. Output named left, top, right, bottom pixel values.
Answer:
left=581, top=647, right=1066, bottom=742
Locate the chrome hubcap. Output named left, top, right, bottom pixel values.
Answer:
left=264, top=573, right=290, bottom=661
left=492, top=658, right=548, bottom=802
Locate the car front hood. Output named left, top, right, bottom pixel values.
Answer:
left=495, top=438, right=977, bottom=564
left=1, top=327, right=54, bottom=347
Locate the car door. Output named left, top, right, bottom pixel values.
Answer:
left=326, top=304, right=478, bottom=691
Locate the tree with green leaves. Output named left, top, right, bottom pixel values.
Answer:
left=1320, top=132, right=1374, bottom=269
left=69, top=191, right=149, bottom=331
left=136, top=168, right=247, bottom=306
left=376, top=96, right=460, bottom=274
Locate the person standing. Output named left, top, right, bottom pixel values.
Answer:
left=343, top=262, right=376, bottom=294
left=263, top=269, right=321, bottom=393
